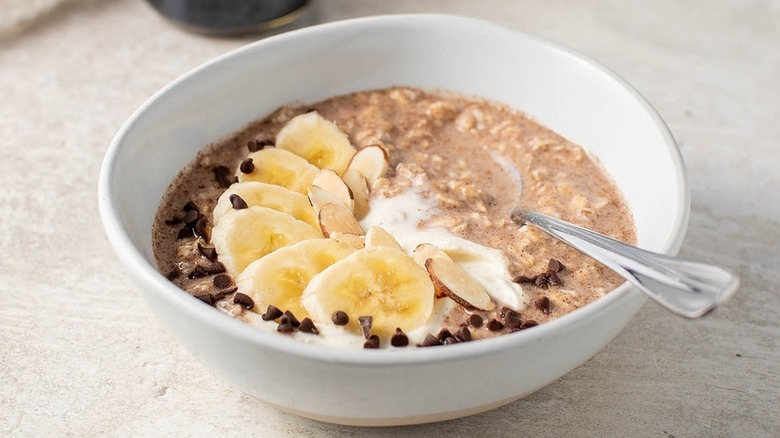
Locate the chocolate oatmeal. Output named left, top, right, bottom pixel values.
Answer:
left=153, top=86, right=635, bottom=348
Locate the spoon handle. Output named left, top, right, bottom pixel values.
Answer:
left=515, top=210, right=739, bottom=318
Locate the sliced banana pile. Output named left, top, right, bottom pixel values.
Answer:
left=209, top=111, right=497, bottom=347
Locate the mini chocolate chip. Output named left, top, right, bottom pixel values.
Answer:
left=247, top=139, right=273, bottom=152
left=233, top=292, right=254, bottom=310
left=165, top=267, right=181, bottom=280
left=443, top=336, right=460, bottom=345
left=202, top=261, right=226, bottom=275
left=486, top=318, right=504, bottom=332
left=505, top=317, right=523, bottom=330
left=182, top=210, right=200, bottom=226
left=212, top=273, right=233, bottom=289
left=298, top=318, right=319, bottom=335
left=437, top=328, right=454, bottom=342
left=213, top=166, right=236, bottom=188
left=547, top=271, right=563, bottom=286
left=503, top=309, right=522, bottom=329
left=183, top=201, right=200, bottom=213
left=535, top=296, right=552, bottom=315
left=390, top=328, right=409, bottom=347
left=363, top=335, right=380, bottom=349
left=229, top=194, right=249, bottom=210
left=456, top=326, right=472, bottom=342
left=177, top=227, right=194, bottom=240
left=212, top=166, right=230, bottom=177
left=331, top=310, right=349, bottom=326
left=262, top=305, right=283, bottom=321
left=193, top=217, right=208, bottom=239
left=239, top=158, right=255, bottom=174
left=213, top=286, right=238, bottom=301
left=187, top=265, right=209, bottom=279
left=197, top=243, right=218, bottom=261
left=358, top=316, right=373, bottom=339
left=164, top=217, right=182, bottom=226
left=534, top=273, right=550, bottom=289
left=283, top=310, right=300, bottom=327
left=512, top=275, right=535, bottom=284
left=520, top=320, right=539, bottom=329
left=548, top=258, right=565, bottom=273
left=467, top=314, right=484, bottom=328
left=277, top=318, right=294, bottom=333
left=419, top=334, right=441, bottom=347
left=194, top=293, right=213, bottom=305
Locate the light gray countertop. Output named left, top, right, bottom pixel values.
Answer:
left=1, top=0, right=778, bottom=436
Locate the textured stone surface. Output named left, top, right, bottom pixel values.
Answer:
left=1, top=0, right=778, bottom=436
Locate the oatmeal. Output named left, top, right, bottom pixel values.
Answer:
left=153, top=86, right=635, bottom=348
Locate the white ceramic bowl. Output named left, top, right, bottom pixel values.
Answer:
left=98, top=14, right=688, bottom=426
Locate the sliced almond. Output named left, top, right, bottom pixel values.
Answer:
left=364, top=226, right=403, bottom=251
left=341, top=168, right=371, bottom=220
left=312, top=169, right=354, bottom=211
left=413, top=243, right=451, bottom=298
left=412, top=243, right=449, bottom=267
left=308, top=185, right=347, bottom=215
left=424, top=257, right=495, bottom=311
left=318, top=202, right=364, bottom=237
left=329, top=232, right=366, bottom=249
left=346, top=145, right=389, bottom=184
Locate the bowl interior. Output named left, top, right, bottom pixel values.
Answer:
left=101, top=15, right=686, bottom=273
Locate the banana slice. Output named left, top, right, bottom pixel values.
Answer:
left=237, top=239, right=356, bottom=320
left=211, top=206, right=323, bottom=276
left=213, top=181, right=318, bottom=228
left=237, top=147, right=319, bottom=194
left=301, top=246, right=435, bottom=337
left=276, top=111, right=357, bottom=175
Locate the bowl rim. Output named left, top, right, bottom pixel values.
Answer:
left=98, top=13, right=689, bottom=366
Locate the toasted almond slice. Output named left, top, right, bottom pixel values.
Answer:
left=412, top=243, right=449, bottom=268
left=341, top=168, right=371, bottom=220
left=312, top=169, right=354, bottom=211
left=346, top=145, right=389, bottom=184
left=308, top=185, right=346, bottom=215
left=364, top=226, right=403, bottom=251
left=413, top=243, right=451, bottom=298
left=318, top=202, right=364, bottom=237
left=329, top=232, right=366, bottom=249
left=424, top=257, right=495, bottom=311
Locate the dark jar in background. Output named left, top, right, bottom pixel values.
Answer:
left=146, top=0, right=312, bottom=37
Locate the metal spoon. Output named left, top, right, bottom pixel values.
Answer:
left=511, top=210, right=739, bottom=318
